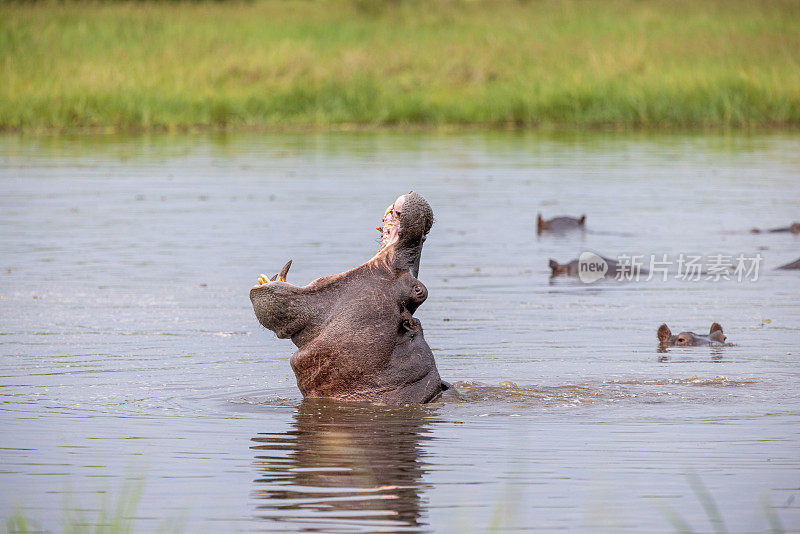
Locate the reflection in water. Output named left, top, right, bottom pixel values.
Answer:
left=657, top=345, right=725, bottom=362
left=250, top=400, right=436, bottom=533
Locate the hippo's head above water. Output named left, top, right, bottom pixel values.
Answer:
left=249, top=192, right=447, bottom=406
left=657, top=323, right=728, bottom=347
left=537, top=213, right=586, bottom=235
left=548, top=255, right=646, bottom=280
left=548, top=259, right=576, bottom=277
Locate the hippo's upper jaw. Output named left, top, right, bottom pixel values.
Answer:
left=250, top=192, right=445, bottom=406
left=373, top=191, right=434, bottom=278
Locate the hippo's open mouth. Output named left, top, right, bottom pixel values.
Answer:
left=255, top=191, right=431, bottom=289
left=377, top=194, right=406, bottom=253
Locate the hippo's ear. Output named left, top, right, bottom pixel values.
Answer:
left=657, top=323, right=672, bottom=342
left=537, top=213, right=546, bottom=233
left=709, top=322, right=723, bottom=334
left=548, top=259, right=559, bottom=275
left=578, top=215, right=586, bottom=225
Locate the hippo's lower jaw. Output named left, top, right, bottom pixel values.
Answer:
left=288, top=307, right=445, bottom=406
left=250, top=192, right=445, bottom=406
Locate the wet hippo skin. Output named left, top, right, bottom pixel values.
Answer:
left=537, top=213, right=586, bottom=234
left=657, top=323, right=728, bottom=347
left=249, top=192, right=447, bottom=405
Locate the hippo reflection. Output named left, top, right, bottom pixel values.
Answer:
left=657, top=323, right=728, bottom=347
left=537, top=213, right=586, bottom=235
left=250, top=400, right=432, bottom=531
left=250, top=192, right=447, bottom=405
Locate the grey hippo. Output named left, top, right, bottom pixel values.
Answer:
left=657, top=323, right=728, bottom=347
left=548, top=255, right=649, bottom=279
left=249, top=192, right=448, bottom=405
left=537, top=213, right=586, bottom=234
left=750, top=222, right=800, bottom=234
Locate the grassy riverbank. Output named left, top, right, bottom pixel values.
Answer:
left=2, top=0, right=799, bottom=132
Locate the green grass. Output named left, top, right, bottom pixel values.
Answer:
left=4, top=478, right=144, bottom=534
left=657, top=472, right=785, bottom=534
left=2, top=0, right=800, bottom=131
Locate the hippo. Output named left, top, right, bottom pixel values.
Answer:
left=249, top=192, right=448, bottom=405
left=657, top=323, right=728, bottom=347
left=777, top=257, right=800, bottom=270
left=548, top=255, right=648, bottom=279
left=537, top=213, right=586, bottom=234
left=750, top=222, right=800, bottom=234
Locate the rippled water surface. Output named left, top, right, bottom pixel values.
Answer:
left=1, top=132, right=799, bottom=532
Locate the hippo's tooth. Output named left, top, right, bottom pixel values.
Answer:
left=257, top=274, right=269, bottom=285
left=278, top=260, right=292, bottom=282
left=269, top=273, right=278, bottom=282
left=376, top=226, right=383, bottom=233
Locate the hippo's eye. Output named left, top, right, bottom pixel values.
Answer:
left=413, top=285, right=424, bottom=296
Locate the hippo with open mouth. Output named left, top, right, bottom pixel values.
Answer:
left=249, top=192, right=448, bottom=405
left=657, top=323, right=728, bottom=347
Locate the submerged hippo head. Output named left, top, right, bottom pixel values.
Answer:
left=537, top=213, right=586, bottom=235
left=548, top=259, right=576, bottom=277
left=249, top=192, right=446, bottom=405
left=657, top=323, right=728, bottom=347
left=548, top=254, right=644, bottom=280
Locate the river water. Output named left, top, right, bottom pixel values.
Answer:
left=1, top=132, right=799, bottom=533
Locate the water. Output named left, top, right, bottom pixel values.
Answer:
left=1, top=131, right=799, bottom=533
